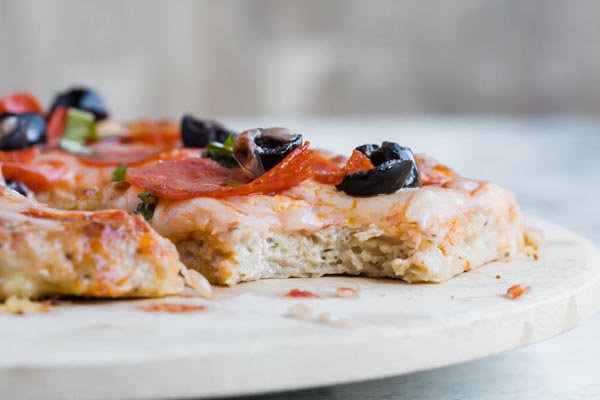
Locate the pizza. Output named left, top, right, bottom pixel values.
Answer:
left=0, top=88, right=531, bottom=301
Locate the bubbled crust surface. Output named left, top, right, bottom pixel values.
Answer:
left=0, top=186, right=185, bottom=300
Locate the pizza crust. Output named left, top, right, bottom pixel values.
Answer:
left=0, top=184, right=186, bottom=300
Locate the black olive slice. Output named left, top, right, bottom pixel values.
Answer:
left=233, top=128, right=302, bottom=177
left=6, top=180, right=31, bottom=197
left=20, top=112, right=47, bottom=145
left=0, top=113, right=28, bottom=151
left=336, top=141, right=422, bottom=196
left=336, top=159, right=414, bottom=196
left=180, top=114, right=235, bottom=148
left=48, top=87, right=108, bottom=121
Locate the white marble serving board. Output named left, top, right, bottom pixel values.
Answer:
left=1, top=218, right=599, bottom=400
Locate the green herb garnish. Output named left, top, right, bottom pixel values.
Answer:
left=202, top=135, right=238, bottom=168
left=112, top=164, right=128, bottom=182
left=135, top=192, right=158, bottom=221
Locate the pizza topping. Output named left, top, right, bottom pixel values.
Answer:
left=48, top=87, right=108, bottom=121
left=285, top=289, right=320, bottom=298
left=111, top=164, right=128, bottom=182
left=202, top=135, right=238, bottom=168
left=313, top=150, right=374, bottom=184
left=0, top=113, right=47, bottom=151
left=118, top=119, right=180, bottom=145
left=135, top=192, right=158, bottom=221
left=1, top=162, right=73, bottom=191
left=356, top=142, right=421, bottom=188
left=46, top=106, right=68, bottom=147
left=0, top=147, right=39, bottom=163
left=233, top=127, right=303, bottom=177
left=5, top=180, right=31, bottom=197
left=0, top=114, right=28, bottom=150
left=336, top=142, right=421, bottom=197
left=62, top=108, right=98, bottom=143
left=0, top=93, right=44, bottom=115
left=126, top=142, right=314, bottom=199
left=181, top=114, right=235, bottom=148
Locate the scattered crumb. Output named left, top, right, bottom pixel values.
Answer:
left=287, top=307, right=349, bottom=327
left=318, top=312, right=350, bottom=327
left=523, top=226, right=544, bottom=260
left=463, top=260, right=471, bottom=272
left=318, top=312, right=333, bottom=323
left=180, top=267, right=215, bottom=299
left=335, top=286, right=360, bottom=298
left=495, top=275, right=502, bottom=279
left=0, top=296, right=53, bottom=315
left=286, top=304, right=313, bottom=320
left=337, top=319, right=350, bottom=328
left=506, top=284, right=531, bottom=300
left=285, top=289, right=320, bottom=298
left=138, top=303, right=207, bottom=313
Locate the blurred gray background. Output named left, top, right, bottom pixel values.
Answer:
left=1, top=0, right=599, bottom=119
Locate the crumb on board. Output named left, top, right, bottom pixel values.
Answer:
left=137, top=303, right=207, bottom=313
left=318, top=312, right=350, bottom=327
left=318, top=312, right=333, bottom=323
left=0, top=296, right=53, bottom=315
left=523, top=226, right=544, bottom=261
left=335, top=286, right=360, bottom=298
left=495, top=275, right=502, bottom=279
left=285, top=289, right=320, bottom=298
left=286, top=304, right=313, bottom=320
left=506, top=284, right=531, bottom=300
left=286, top=306, right=349, bottom=327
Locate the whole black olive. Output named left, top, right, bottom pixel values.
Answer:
left=48, top=87, right=108, bottom=121
left=0, top=114, right=28, bottom=150
left=6, top=180, right=31, bottom=197
left=233, top=128, right=303, bottom=176
left=181, top=114, right=235, bottom=148
left=336, top=141, right=421, bottom=196
left=20, top=112, right=47, bottom=145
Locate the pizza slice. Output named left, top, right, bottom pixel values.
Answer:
left=1, top=88, right=528, bottom=296
left=0, top=173, right=212, bottom=300
left=101, top=129, right=525, bottom=286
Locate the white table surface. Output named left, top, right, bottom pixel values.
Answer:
left=221, top=117, right=600, bottom=400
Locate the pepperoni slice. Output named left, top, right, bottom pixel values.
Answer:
left=0, top=147, right=39, bottom=164
left=0, top=92, right=44, bottom=114
left=119, top=120, right=180, bottom=145
left=313, top=149, right=373, bottom=185
left=46, top=106, right=68, bottom=147
left=311, top=152, right=343, bottom=175
left=126, top=143, right=315, bottom=199
left=415, top=154, right=457, bottom=186
left=0, top=148, right=79, bottom=190
left=78, top=143, right=199, bottom=167
left=1, top=162, right=72, bottom=190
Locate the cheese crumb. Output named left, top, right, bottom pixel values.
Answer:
left=286, top=304, right=313, bottom=320
left=336, top=286, right=360, bottom=298
left=0, top=296, right=52, bottom=314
